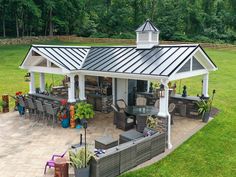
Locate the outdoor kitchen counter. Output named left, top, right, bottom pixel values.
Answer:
left=170, top=94, right=201, bottom=101
left=29, top=93, right=66, bottom=102
left=169, top=94, right=201, bottom=119
left=86, top=93, right=112, bottom=113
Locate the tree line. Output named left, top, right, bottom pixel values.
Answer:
left=0, top=0, right=236, bottom=43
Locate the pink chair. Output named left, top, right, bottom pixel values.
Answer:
left=44, top=151, right=67, bottom=174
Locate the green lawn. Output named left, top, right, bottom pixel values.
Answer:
left=0, top=41, right=235, bottom=176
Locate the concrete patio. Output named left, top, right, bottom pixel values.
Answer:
left=0, top=111, right=208, bottom=177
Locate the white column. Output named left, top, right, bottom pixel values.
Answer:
left=147, top=81, right=150, bottom=93
left=68, top=74, right=76, bottom=103
left=112, top=78, right=116, bottom=104
left=79, top=74, right=86, bottom=100
left=202, top=73, right=209, bottom=97
left=39, top=73, right=45, bottom=92
left=29, top=71, right=35, bottom=94
left=158, top=79, right=172, bottom=149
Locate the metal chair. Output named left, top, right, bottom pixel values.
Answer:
left=35, top=100, right=46, bottom=122
left=136, top=97, right=147, bottom=106
left=111, top=104, right=134, bottom=131
left=44, top=102, right=59, bottom=127
left=26, top=97, right=37, bottom=119
left=169, top=103, right=176, bottom=125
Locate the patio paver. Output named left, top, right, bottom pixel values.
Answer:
left=0, top=111, right=208, bottom=177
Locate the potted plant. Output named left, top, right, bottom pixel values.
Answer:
left=144, top=115, right=158, bottom=136
left=69, top=148, right=93, bottom=177
left=74, top=102, right=95, bottom=124
left=45, top=83, right=53, bottom=95
left=197, top=99, right=212, bottom=122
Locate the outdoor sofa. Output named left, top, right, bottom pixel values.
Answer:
left=90, top=131, right=166, bottom=177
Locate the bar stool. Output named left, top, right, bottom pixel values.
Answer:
left=26, top=97, right=37, bottom=119
left=35, top=100, right=46, bottom=122
left=44, top=102, right=59, bottom=127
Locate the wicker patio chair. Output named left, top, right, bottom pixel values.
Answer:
left=136, top=115, right=149, bottom=133
left=35, top=100, right=46, bottom=122
left=136, top=97, right=147, bottom=106
left=44, top=102, right=59, bottom=127
left=112, top=106, right=135, bottom=131
left=169, top=103, right=176, bottom=125
left=116, top=99, right=127, bottom=110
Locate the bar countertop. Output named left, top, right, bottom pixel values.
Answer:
left=170, top=94, right=201, bottom=101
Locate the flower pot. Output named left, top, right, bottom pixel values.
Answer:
left=74, top=165, right=90, bottom=177
left=202, top=112, right=210, bottom=122
left=61, top=118, right=70, bottom=128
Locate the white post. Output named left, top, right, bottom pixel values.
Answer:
left=39, top=73, right=45, bottom=92
left=79, top=74, right=86, bottom=100
left=158, top=79, right=172, bottom=149
left=147, top=81, right=150, bottom=93
left=29, top=71, right=35, bottom=94
left=68, top=74, right=76, bottom=103
left=112, top=78, right=116, bottom=104
left=202, top=73, right=209, bottom=97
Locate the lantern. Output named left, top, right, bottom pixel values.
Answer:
left=158, top=84, right=165, bottom=98
left=24, top=73, right=30, bottom=82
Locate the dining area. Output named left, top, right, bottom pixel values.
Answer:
left=111, top=97, right=175, bottom=134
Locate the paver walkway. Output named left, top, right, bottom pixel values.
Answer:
left=0, top=111, right=207, bottom=177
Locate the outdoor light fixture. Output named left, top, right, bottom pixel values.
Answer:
left=24, top=72, right=30, bottom=82
left=83, top=120, right=88, bottom=168
left=158, top=84, right=165, bottom=98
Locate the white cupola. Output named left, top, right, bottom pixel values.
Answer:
left=136, top=19, right=160, bottom=49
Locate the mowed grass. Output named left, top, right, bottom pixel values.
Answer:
left=0, top=41, right=236, bottom=176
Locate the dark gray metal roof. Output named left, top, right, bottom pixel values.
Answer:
left=136, top=19, right=159, bottom=32
left=32, top=45, right=89, bottom=70
left=22, top=44, right=217, bottom=77
left=82, top=45, right=199, bottom=76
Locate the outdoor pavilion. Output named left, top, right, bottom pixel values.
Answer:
left=20, top=19, right=217, bottom=149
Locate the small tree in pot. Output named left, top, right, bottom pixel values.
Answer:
left=197, top=99, right=212, bottom=122
left=69, top=148, right=93, bottom=177
left=74, top=102, right=94, bottom=125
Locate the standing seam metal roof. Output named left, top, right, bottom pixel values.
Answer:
left=82, top=45, right=198, bottom=76
left=24, top=44, right=216, bottom=77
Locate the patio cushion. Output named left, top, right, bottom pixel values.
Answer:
left=143, top=127, right=158, bottom=137
left=119, top=129, right=143, bottom=144
left=127, top=117, right=134, bottom=124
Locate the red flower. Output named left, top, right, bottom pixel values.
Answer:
left=16, top=91, right=22, bottom=95
left=60, top=99, right=67, bottom=105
